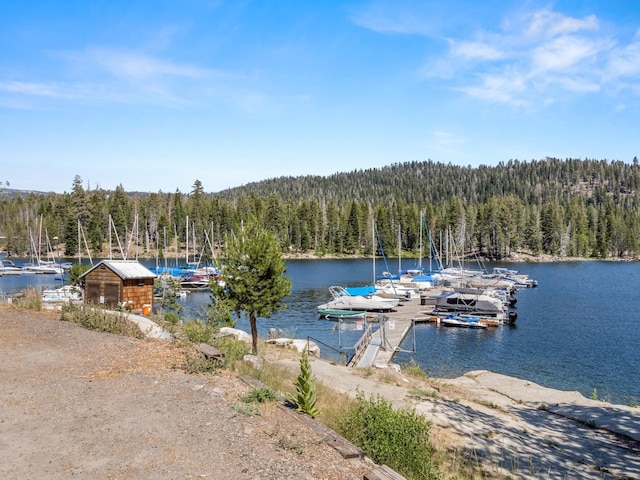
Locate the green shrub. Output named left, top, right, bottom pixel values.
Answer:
left=182, top=320, right=214, bottom=344
left=199, top=298, right=236, bottom=329
left=212, top=336, right=250, bottom=363
left=335, top=391, right=437, bottom=480
left=181, top=352, right=218, bottom=375
left=164, top=311, right=180, bottom=325
left=278, top=434, right=304, bottom=454
left=153, top=275, right=184, bottom=314
left=59, top=303, right=143, bottom=338
left=243, top=386, right=276, bottom=403
left=401, top=359, right=428, bottom=378
left=231, top=402, right=261, bottom=416
left=68, top=263, right=91, bottom=286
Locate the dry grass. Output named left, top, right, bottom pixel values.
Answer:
left=84, top=340, right=194, bottom=380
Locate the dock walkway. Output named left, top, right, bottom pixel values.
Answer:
left=356, top=296, right=429, bottom=367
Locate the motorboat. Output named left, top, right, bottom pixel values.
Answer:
left=317, top=285, right=399, bottom=313
left=441, top=313, right=487, bottom=329
left=492, top=267, right=538, bottom=288
left=42, top=285, right=82, bottom=303
left=0, top=259, right=23, bottom=275
left=374, top=282, right=420, bottom=299
left=432, top=289, right=517, bottom=323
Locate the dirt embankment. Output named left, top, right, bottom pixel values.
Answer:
left=0, top=306, right=373, bottom=480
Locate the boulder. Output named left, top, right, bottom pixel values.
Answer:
left=219, top=327, right=252, bottom=343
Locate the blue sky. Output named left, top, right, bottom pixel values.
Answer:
left=1, top=1, right=639, bottom=194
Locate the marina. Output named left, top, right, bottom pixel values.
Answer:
left=1, top=257, right=639, bottom=405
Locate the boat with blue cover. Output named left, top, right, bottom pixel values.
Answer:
left=317, top=285, right=399, bottom=313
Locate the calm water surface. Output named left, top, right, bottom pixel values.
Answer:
left=2, top=258, right=638, bottom=405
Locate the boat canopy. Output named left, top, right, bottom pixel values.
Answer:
left=344, top=285, right=376, bottom=296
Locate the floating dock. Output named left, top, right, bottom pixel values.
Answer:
left=351, top=296, right=431, bottom=367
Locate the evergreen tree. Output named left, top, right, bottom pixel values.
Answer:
left=187, top=179, right=207, bottom=235
left=211, top=223, right=292, bottom=355
left=109, top=185, right=131, bottom=243
left=344, top=201, right=360, bottom=253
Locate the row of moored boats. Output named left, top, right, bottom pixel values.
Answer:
left=317, top=266, right=537, bottom=328
left=0, top=258, right=72, bottom=276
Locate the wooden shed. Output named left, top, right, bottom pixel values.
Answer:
left=80, top=260, right=156, bottom=313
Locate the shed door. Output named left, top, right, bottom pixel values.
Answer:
left=103, top=282, right=121, bottom=307
left=85, top=281, right=101, bottom=304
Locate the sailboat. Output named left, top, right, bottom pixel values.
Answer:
left=22, top=217, right=64, bottom=275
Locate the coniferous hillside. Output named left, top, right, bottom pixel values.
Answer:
left=219, top=158, right=640, bottom=208
left=1, top=158, right=639, bottom=261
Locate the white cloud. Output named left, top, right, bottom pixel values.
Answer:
left=56, top=48, right=215, bottom=81
left=0, top=47, right=277, bottom=111
left=417, top=7, right=633, bottom=106
left=525, top=9, right=599, bottom=38
left=450, top=40, right=505, bottom=61
left=531, top=35, right=609, bottom=72
left=0, top=81, right=73, bottom=98
left=605, top=32, right=640, bottom=80
left=555, top=76, right=600, bottom=93
left=462, top=70, right=528, bottom=106
left=348, top=1, right=440, bottom=36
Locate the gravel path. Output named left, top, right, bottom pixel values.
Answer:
left=0, top=306, right=373, bottom=480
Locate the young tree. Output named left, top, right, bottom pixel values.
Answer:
left=211, top=223, right=292, bottom=355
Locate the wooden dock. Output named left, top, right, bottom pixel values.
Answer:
left=352, top=295, right=433, bottom=367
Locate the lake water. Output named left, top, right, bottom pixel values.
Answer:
left=2, top=257, right=638, bottom=406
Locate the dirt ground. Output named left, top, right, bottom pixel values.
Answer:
left=0, top=306, right=374, bottom=480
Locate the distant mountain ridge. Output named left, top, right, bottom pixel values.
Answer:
left=5, top=158, right=638, bottom=204
left=216, top=158, right=640, bottom=206
left=0, top=187, right=51, bottom=198
left=1, top=157, right=639, bottom=260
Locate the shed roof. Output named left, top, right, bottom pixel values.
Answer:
left=81, top=260, right=157, bottom=280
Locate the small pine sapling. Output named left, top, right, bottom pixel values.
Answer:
left=288, top=348, right=321, bottom=418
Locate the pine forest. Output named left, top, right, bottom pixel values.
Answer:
left=2, top=157, right=640, bottom=263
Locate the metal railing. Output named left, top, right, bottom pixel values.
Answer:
left=307, top=336, right=350, bottom=366
left=347, top=323, right=373, bottom=367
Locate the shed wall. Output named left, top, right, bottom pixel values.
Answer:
left=83, top=264, right=154, bottom=312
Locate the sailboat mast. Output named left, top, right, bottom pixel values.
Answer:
left=419, top=210, right=423, bottom=270
left=77, top=219, right=81, bottom=264
left=372, top=219, right=376, bottom=285
left=173, top=224, right=179, bottom=267
left=398, top=224, right=401, bottom=274
left=108, top=214, right=112, bottom=260
left=163, top=226, right=168, bottom=269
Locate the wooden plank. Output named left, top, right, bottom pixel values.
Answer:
left=364, top=464, right=407, bottom=480
left=195, top=343, right=225, bottom=365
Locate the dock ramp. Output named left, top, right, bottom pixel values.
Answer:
left=355, top=336, right=381, bottom=368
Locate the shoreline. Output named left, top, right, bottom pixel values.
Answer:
left=3, top=248, right=638, bottom=263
